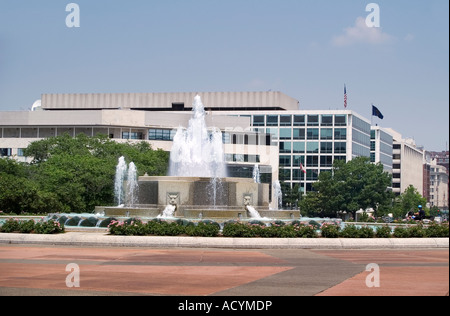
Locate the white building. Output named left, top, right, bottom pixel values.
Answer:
left=1, top=91, right=396, bottom=203
left=430, top=159, right=449, bottom=210
left=384, top=128, right=424, bottom=196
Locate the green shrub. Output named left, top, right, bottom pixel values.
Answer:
left=187, top=222, right=220, bottom=237
left=393, top=226, right=410, bottom=238
left=19, top=220, right=36, bottom=234
left=34, top=220, right=64, bottom=234
left=294, top=224, right=318, bottom=238
left=358, top=226, right=375, bottom=238
left=320, top=223, right=340, bottom=238
left=375, top=225, right=392, bottom=238
left=339, top=225, right=360, bottom=238
left=0, top=218, right=21, bottom=233
left=426, top=222, right=449, bottom=238
left=98, top=217, right=117, bottom=228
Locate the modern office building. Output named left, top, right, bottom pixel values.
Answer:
left=370, top=126, right=393, bottom=173
left=1, top=91, right=394, bottom=201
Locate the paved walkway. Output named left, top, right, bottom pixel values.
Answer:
left=0, top=233, right=448, bottom=296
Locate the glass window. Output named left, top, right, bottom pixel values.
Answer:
left=334, top=142, right=347, bottom=154
left=293, top=128, right=305, bottom=140
left=253, top=115, right=265, bottom=126
left=293, top=115, right=305, bottom=126
left=335, top=115, right=347, bottom=126
left=334, top=128, right=347, bottom=140
left=306, top=156, right=319, bottom=167
left=321, top=115, right=333, bottom=126
left=371, top=141, right=376, bottom=151
left=293, top=155, right=305, bottom=166
left=266, top=128, right=279, bottom=139
left=307, top=115, right=319, bottom=126
left=307, top=128, right=319, bottom=140
left=293, top=142, right=305, bottom=153
left=280, top=169, right=291, bottom=181
left=280, top=115, right=292, bottom=126
left=266, top=115, right=279, bottom=126
left=320, top=142, right=333, bottom=154
left=0, top=148, right=12, bottom=157
left=335, top=156, right=347, bottom=163
left=307, top=142, right=319, bottom=153
left=17, top=148, right=26, bottom=157
left=279, top=128, right=292, bottom=140
left=292, top=169, right=305, bottom=181
left=320, top=128, right=333, bottom=140
left=320, top=156, right=333, bottom=167
left=279, top=156, right=291, bottom=167
left=280, top=142, right=292, bottom=153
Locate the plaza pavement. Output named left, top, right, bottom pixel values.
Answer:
left=0, top=232, right=448, bottom=297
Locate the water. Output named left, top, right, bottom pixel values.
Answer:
left=246, top=205, right=262, bottom=219
left=114, top=157, right=139, bottom=207
left=168, top=95, right=227, bottom=178
left=157, top=205, right=177, bottom=219
left=114, top=157, right=127, bottom=206
left=273, top=181, right=283, bottom=210
left=253, top=164, right=261, bottom=184
left=126, top=162, right=139, bottom=207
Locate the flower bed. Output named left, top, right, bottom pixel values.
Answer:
left=107, top=219, right=449, bottom=239
left=0, top=218, right=65, bottom=234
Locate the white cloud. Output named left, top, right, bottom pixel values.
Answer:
left=332, top=17, right=394, bottom=47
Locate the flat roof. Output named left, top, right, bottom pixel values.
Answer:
left=41, top=91, right=300, bottom=111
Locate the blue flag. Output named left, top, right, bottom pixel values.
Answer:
left=372, top=105, right=384, bottom=119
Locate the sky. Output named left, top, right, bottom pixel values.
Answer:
left=0, top=0, right=448, bottom=151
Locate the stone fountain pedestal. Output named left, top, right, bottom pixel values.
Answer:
left=96, top=176, right=301, bottom=220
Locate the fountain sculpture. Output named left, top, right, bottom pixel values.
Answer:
left=95, top=95, right=300, bottom=221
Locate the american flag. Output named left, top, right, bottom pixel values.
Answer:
left=344, top=84, right=348, bottom=108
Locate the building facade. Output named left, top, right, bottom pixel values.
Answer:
left=1, top=91, right=395, bottom=200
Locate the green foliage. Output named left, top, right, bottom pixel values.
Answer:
left=0, top=218, right=64, bottom=234
left=0, top=134, right=169, bottom=214
left=300, top=157, right=393, bottom=218
left=108, top=219, right=221, bottom=237
left=392, top=185, right=428, bottom=219
left=320, top=223, right=341, bottom=238
left=375, top=225, right=393, bottom=238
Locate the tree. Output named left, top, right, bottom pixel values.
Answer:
left=3, top=134, right=170, bottom=214
left=303, top=157, right=393, bottom=218
left=392, top=185, right=427, bottom=219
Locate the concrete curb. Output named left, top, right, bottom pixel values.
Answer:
left=0, top=232, right=448, bottom=249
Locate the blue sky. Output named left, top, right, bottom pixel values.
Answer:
left=0, top=0, right=448, bottom=151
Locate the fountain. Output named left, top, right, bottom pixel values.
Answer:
left=252, top=164, right=261, bottom=184
left=126, top=162, right=139, bottom=207
left=114, top=156, right=127, bottom=206
left=94, top=95, right=300, bottom=221
left=273, top=180, right=283, bottom=210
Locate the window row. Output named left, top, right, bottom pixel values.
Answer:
left=279, top=142, right=347, bottom=154
left=253, top=114, right=347, bottom=127
left=280, top=155, right=347, bottom=168
left=269, top=128, right=347, bottom=140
